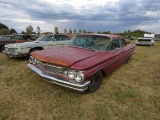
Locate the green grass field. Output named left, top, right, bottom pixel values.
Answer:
left=0, top=41, right=160, bottom=120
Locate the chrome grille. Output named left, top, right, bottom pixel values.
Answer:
left=5, top=48, right=15, bottom=52
left=39, top=62, right=67, bottom=74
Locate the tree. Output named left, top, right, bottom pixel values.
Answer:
left=37, top=26, right=41, bottom=36
left=10, top=28, right=17, bottom=34
left=64, top=28, right=67, bottom=34
left=0, top=23, right=9, bottom=30
left=73, top=29, right=76, bottom=34
left=102, top=31, right=110, bottom=34
left=26, top=25, right=33, bottom=34
left=97, top=31, right=102, bottom=34
left=83, top=30, right=86, bottom=33
left=21, top=31, right=26, bottom=34
left=54, top=27, right=59, bottom=34
left=69, top=29, right=72, bottom=34
left=79, top=29, right=82, bottom=34
left=0, top=28, right=10, bottom=35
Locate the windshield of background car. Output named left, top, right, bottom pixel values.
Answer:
left=2, top=36, right=12, bottom=40
left=54, top=35, right=71, bottom=41
left=12, top=35, right=23, bottom=40
left=71, top=35, right=112, bottom=51
left=36, top=35, right=52, bottom=41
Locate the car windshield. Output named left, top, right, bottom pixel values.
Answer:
left=70, top=35, right=112, bottom=51
left=36, top=35, right=53, bottom=41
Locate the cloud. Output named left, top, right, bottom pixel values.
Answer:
left=0, top=0, right=160, bottom=33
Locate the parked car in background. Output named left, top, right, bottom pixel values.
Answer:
left=0, top=34, right=37, bottom=52
left=154, top=37, right=160, bottom=41
left=28, top=34, right=136, bottom=93
left=0, top=35, right=14, bottom=41
left=135, top=33, right=155, bottom=46
left=135, top=37, right=155, bottom=46
left=3, top=34, right=72, bottom=57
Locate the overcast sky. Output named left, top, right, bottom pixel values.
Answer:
left=0, top=0, right=160, bottom=33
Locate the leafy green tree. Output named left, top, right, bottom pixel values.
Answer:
left=26, top=25, right=33, bottom=34
left=54, top=27, right=59, bottom=34
left=10, top=28, right=17, bottom=34
left=69, top=29, right=72, bottom=34
left=21, top=31, right=26, bottom=34
left=37, top=26, right=41, bottom=36
left=79, top=29, right=82, bottom=34
left=83, top=30, right=86, bottom=33
left=102, top=31, right=110, bottom=34
left=0, top=23, right=9, bottom=30
left=64, top=28, right=67, bottom=34
left=73, top=29, right=76, bottom=34
left=0, top=28, right=10, bottom=35
left=97, top=31, right=102, bottom=34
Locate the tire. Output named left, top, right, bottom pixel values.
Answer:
left=124, top=57, right=129, bottom=64
left=85, top=71, right=102, bottom=93
left=0, top=45, right=5, bottom=52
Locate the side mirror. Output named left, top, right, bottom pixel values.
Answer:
left=115, top=47, right=119, bottom=51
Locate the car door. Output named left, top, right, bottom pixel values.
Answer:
left=111, top=38, right=128, bottom=71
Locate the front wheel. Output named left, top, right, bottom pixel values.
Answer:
left=85, top=71, right=102, bottom=93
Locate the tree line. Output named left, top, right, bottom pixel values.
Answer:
left=0, top=23, right=17, bottom=35
left=0, top=23, right=157, bottom=37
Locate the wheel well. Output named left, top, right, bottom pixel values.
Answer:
left=29, top=47, right=43, bottom=53
left=100, top=70, right=106, bottom=77
left=0, top=44, right=6, bottom=52
left=0, top=44, right=5, bottom=47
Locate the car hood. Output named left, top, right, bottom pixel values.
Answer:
left=31, top=46, right=114, bottom=70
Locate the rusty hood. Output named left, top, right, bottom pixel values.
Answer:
left=31, top=46, right=113, bottom=70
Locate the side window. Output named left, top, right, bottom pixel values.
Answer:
left=30, top=36, right=36, bottom=40
left=45, top=35, right=52, bottom=41
left=54, top=35, right=63, bottom=41
left=72, top=36, right=87, bottom=46
left=120, top=38, right=127, bottom=47
left=111, top=39, right=120, bottom=50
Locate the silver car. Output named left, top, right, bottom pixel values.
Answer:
left=3, top=34, right=72, bottom=57
left=135, top=37, right=155, bottom=46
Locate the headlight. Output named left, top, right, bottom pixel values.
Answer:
left=67, top=70, right=85, bottom=82
left=75, top=72, right=84, bottom=82
left=68, top=71, right=76, bottom=79
left=29, top=56, right=39, bottom=64
left=29, top=56, right=34, bottom=64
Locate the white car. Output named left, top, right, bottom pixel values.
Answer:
left=135, top=37, right=155, bottom=46
left=3, top=34, right=72, bottom=57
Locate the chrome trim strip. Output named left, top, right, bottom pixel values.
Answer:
left=27, top=64, right=90, bottom=92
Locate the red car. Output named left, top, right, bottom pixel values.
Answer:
left=28, top=34, right=136, bottom=93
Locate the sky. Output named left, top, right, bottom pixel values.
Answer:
left=0, top=0, right=160, bottom=33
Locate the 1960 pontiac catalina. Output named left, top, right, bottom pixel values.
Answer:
left=28, top=34, right=136, bottom=93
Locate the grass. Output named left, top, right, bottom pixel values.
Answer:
left=0, top=40, right=160, bottom=120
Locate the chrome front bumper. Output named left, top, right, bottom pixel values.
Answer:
left=3, top=50, right=27, bottom=57
left=27, top=64, right=90, bottom=92
left=135, top=42, right=153, bottom=46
